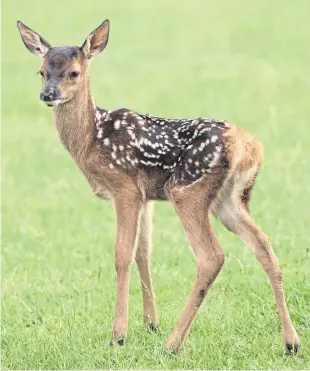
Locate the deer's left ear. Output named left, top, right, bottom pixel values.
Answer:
left=81, top=20, right=110, bottom=60
left=17, top=21, right=51, bottom=57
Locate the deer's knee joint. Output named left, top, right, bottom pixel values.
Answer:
left=198, top=250, right=224, bottom=282
left=115, top=261, right=131, bottom=273
left=115, top=255, right=132, bottom=273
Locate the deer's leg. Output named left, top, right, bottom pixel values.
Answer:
left=112, top=194, right=143, bottom=344
left=165, top=179, right=225, bottom=352
left=135, top=201, right=158, bottom=330
left=215, top=191, right=299, bottom=355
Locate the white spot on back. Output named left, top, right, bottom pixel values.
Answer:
left=97, top=129, right=103, bottom=139
left=114, top=120, right=121, bottom=130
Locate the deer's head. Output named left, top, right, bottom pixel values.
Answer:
left=17, top=20, right=110, bottom=107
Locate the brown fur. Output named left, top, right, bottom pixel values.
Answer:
left=17, top=20, right=299, bottom=355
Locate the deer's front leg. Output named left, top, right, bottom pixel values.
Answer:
left=112, top=194, right=143, bottom=344
left=135, top=201, right=158, bottom=330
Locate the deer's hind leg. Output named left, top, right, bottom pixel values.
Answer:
left=213, top=169, right=300, bottom=355
left=135, top=201, right=159, bottom=331
left=165, top=173, right=226, bottom=352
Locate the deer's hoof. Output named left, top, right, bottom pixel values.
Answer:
left=117, top=337, right=125, bottom=346
left=165, top=337, right=181, bottom=354
left=285, top=343, right=299, bottom=356
left=284, top=329, right=299, bottom=356
left=110, top=336, right=126, bottom=347
left=148, top=322, right=160, bottom=334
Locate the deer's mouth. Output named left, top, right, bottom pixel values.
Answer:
left=46, top=100, right=61, bottom=107
left=44, top=97, right=70, bottom=107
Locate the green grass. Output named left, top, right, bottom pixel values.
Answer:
left=2, top=0, right=310, bottom=369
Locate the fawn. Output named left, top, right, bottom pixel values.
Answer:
left=17, top=19, right=299, bottom=355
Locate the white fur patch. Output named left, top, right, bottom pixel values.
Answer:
left=114, top=120, right=121, bottom=130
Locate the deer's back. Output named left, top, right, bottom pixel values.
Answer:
left=93, top=107, right=261, bottom=200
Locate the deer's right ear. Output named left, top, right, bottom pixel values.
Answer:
left=17, top=21, right=51, bottom=58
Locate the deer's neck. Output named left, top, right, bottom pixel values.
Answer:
left=52, top=78, right=96, bottom=162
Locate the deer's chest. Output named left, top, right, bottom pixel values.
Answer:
left=89, top=179, right=112, bottom=200
left=78, top=151, right=113, bottom=201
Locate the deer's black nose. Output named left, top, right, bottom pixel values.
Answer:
left=40, top=89, right=57, bottom=102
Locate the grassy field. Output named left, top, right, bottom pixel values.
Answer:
left=2, top=0, right=310, bottom=369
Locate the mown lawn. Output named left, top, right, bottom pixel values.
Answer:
left=2, top=0, right=310, bottom=369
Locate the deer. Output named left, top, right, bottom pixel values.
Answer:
left=17, top=19, right=300, bottom=355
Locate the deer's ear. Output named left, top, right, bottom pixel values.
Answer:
left=81, top=20, right=110, bottom=60
left=17, top=21, right=51, bottom=57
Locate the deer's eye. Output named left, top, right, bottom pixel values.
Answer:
left=70, top=71, right=79, bottom=79
left=39, top=71, right=44, bottom=77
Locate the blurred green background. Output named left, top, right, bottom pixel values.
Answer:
left=2, top=0, right=310, bottom=369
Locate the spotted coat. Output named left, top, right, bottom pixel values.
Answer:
left=95, top=107, right=230, bottom=191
